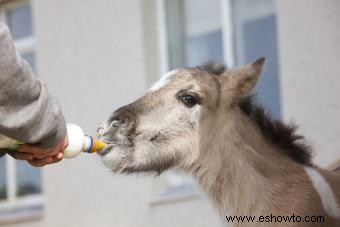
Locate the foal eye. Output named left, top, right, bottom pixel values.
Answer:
left=178, top=94, right=199, bottom=107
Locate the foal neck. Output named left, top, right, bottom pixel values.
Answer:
left=192, top=110, right=304, bottom=217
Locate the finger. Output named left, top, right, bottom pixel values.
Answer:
left=19, top=145, right=56, bottom=157
left=34, top=140, right=67, bottom=159
left=28, top=157, right=54, bottom=167
left=33, top=153, right=50, bottom=159
left=55, top=152, right=64, bottom=160
left=7, top=151, right=34, bottom=161
left=62, top=136, right=69, bottom=151
left=33, top=148, right=59, bottom=159
left=18, top=144, right=46, bottom=154
left=49, top=154, right=63, bottom=164
left=19, top=140, right=67, bottom=157
left=28, top=153, right=64, bottom=167
left=49, top=152, right=63, bottom=162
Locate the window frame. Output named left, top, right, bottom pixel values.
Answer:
left=151, top=0, right=235, bottom=205
left=0, top=0, right=43, bottom=224
left=157, top=0, right=235, bottom=73
left=154, top=0, right=279, bottom=204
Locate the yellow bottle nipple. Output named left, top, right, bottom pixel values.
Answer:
left=89, top=139, right=107, bottom=153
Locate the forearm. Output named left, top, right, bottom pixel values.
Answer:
left=0, top=23, right=66, bottom=148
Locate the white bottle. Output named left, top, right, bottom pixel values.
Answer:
left=63, top=123, right=106, bottom=159
left=0, top=123, right=107, bottom=159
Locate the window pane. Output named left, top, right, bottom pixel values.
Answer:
left=160, top=0, right=224, bottom=195
left=186, top=30, right=223, bottom=67
left=16, top=161, right=41, bottom=197
left=0, top=158, right=6, bottom=200
left=232, top=0, right=281, bottom=118
left=6, top=4, right=33, bottom=40
left=164, top=0, right=186, bottom=69
left=184, top=0, right=224, bottom=66
left=184, top=0, right=222, bottom=37
left=22, top=52, right=36, bottom=72
left=165, top=0, right=224, bottom=68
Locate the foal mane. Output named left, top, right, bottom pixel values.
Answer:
left=197, top=62, right=313, bottom=166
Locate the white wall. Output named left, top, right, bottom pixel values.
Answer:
left=277, top=0, right=340, bottom=167
left=9, top=0, right=221, bottom=227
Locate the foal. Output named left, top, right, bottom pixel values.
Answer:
left=97, top=58, right=340, bottom=226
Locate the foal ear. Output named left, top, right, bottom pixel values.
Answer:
left=228, top=57, right=265, bottom=97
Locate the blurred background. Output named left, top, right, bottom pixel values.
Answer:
left=0, top=0, right=339, bottom=226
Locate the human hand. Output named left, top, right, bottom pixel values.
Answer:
left=12, top=134, right=69, bottom=167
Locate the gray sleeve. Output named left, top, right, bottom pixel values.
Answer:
left=0, top=23, right=66, bottom=148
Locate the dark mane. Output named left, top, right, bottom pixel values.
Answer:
left=196, top=62, right=226, bottom=75
left=196, top=62, right=313, bottom=166
left=238, top=96, right=313, bottom=166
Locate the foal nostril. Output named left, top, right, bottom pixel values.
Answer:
left=107, top=104, right=137, bottom=132
left=111, top=119, right=123, bottom=128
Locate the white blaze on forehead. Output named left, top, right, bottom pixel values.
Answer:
left=149, top=69, right=179, bottom=92
left=304, top=167, right=340, bottom=218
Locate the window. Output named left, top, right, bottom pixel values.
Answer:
left=151, top=0, right=226, bottom=204
left=232, top=0, right=280, bottom=118
left=0, top=0, right=43, bottom=224
left=154, top=0, right=279, bottom=203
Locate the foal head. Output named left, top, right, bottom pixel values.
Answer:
left=97, top=58, right=266, bottom=173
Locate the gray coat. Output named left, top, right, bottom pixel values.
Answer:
left=0, top=23, right=66, bottom=156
